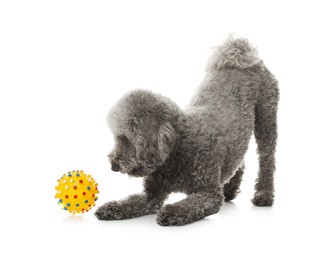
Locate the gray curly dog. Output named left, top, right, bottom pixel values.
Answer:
left=95, top=36, right=279, bottom=226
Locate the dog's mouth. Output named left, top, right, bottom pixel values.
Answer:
left=116, top=164, right=149, bottom=177
left=127, top=167, right=146, bottom=177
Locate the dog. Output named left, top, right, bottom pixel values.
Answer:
left=95, top=36, right=279, bottom=226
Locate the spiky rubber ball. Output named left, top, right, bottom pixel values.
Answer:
left=55, top=170, right=99, bottom=214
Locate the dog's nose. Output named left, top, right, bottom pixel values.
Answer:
left=111, top=161, right=120, bottom=172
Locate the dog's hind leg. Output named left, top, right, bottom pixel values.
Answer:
left=223, top=163, right=244, bottom=202
left=252, top=90, right=278, bottom=206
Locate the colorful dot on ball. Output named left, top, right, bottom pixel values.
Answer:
left=54, top=170, right=99, bottom=214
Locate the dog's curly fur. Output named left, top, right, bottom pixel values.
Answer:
left=95, top=36, right=279, bottom=226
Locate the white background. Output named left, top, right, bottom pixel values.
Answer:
left=1, top=0, right=331, bottom=259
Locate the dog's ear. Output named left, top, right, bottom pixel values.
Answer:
left=158, top=122, right=176, bottom=162
left=136, top=122, right=176, bottom=165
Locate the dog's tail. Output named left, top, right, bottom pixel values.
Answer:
left=206, top=36, right=260, bottom=71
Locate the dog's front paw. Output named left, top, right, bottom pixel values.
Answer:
left=252, top=191, right=274, bottom=206
left=156, top=205, right=193, bottom=226
left=94, top=201, right=125, bottom=220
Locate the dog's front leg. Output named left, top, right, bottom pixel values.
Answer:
left=94, top=193, right=164, bottom=220
left=156, top=189, right=223, bottom=226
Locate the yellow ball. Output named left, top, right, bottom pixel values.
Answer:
left=55, top=170, right=99, bottom=214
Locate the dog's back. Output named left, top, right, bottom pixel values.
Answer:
left=188, top=36, right=278, bottom=124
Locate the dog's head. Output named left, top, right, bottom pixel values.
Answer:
left=107, top=89, right=181, bottom=177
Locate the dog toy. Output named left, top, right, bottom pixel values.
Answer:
left=55, top=170, right=99, bottom=214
